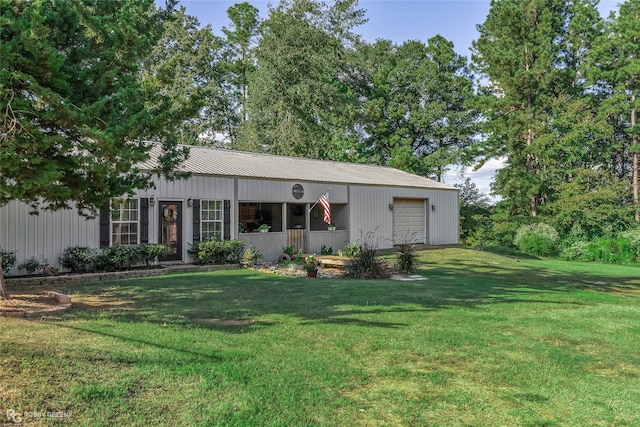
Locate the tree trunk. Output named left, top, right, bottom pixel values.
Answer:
left=633, top=100, right=638, bottom=222
left=0, top=271, right=9, bottom=300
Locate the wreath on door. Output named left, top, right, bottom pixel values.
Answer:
left=163, top=207, right=178, bottom=222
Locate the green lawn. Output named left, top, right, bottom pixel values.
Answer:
left=2, top=248, right=639, bottom=426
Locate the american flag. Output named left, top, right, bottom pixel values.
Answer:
left=318, top=193, right=331, bottom=224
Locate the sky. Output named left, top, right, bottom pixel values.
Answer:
left=175, top=0, right=622, bottom=198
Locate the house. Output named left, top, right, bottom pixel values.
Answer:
left=0, top=145, right=459, bottom=273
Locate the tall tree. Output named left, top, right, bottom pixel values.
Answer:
left=0, top=0, right=189, bottom=298
left=221, top=1, right=260, bottom=140
left=473, top=0, right=568, bottom=217
left=356, top=36, right=478, bottom=180
left=236, top=0, right=366, bottom=158
left=589, top=0, right=640, bottom=221
left=140, top=6, right=224, bottom=146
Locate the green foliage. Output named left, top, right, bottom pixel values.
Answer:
left=138, top=244, right=168, bottom=267
left=337, top=242, right=361, bottom=258
left=242, top=245, right=263, bottom=268
left=283, top=246, right=294, bottom=257
left=514, top=223, right=559, bottom=257
left=562, top=228, right=640, bottom=264
left=18, top=256, right=48, bottom=275
left=60, top=247, right=101, bottom=273
left=547, top=169, right=634, bottom=240
left=357, top=36, right=478, bottom=179
left=99, top=246, right=143, bottom=272
left=395, top=242, right=418, bottom=274
left=345, top=231, right=393, bottom=279
left=194, top=239, right=245, bottom=264
left=320, top=245, right=333, bottom=255
left=1, top=248, right=17, bottom=275
left=0, top=0, right=190, bottom=216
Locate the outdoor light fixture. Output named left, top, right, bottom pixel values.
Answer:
left=389, top=203, right=394, bottom=210
left=431, top=204, right=436, bottom=212
left=187, top=198, right=193, bottom=207
left=149, top=197, right=155, bottom=206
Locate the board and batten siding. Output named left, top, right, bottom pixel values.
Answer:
left=0, top=200, right=100, bottom=274
left=137, top=175, right=236, bottom=262
left=348, top=185, right=459, bottom=248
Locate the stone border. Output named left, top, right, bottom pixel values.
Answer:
left=4, top=263, right=240, bottom=287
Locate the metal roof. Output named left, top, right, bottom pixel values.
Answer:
left=140, top=144, right=458, bottom=191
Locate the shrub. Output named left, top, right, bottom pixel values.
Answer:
left=60, top=246, right=100, bottom=273
left=560, top=241, right=592, bottom=261
left=138, top=244, right=168, bottom=266
left=1, top=248, right=17, bottom=275
left=242, top=245, right=262, bottom=268
left=18, top=256, right=48, bottom=275
left=195, top=239, right=245, bottom=264
left=99, top=245, right=142, bottom=271
left=513, top=223, right=559, bottom=257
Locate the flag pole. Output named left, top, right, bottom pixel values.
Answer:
left=309, top=187, right=330, bottom=212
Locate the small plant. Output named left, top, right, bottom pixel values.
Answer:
left=1, top=248, right=17, bottom=275
left=303, top=255, right=318, bottom=270
left=337, top=242, right=360, bottom=258
left=242, top=245, right=263, bottom=268
left=293, top=249, right=304, bottom=265
left=283, top=246, right=294, bottom=257
left=257, top=224, right=271, bottom=232
left=18, top=255, right=48, bottom=275
left=395, top=242, right=418, bottom=274
left=320, top=245, right=333, bottom=255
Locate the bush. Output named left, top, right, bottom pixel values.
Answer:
left=560, top=241, right=592, bottom=261
left=1, top=248, right=17, bottom=275
left=513, top=223, right=559, bottom=257
left=138, top=244, right=168, bottom=266
left=242, top=245, right=263, bottom=268
left=98, top=245, right=142, bottom=271
left=60, top=247, right=100, bottom=273
left=18, top=256, right=48, bottom=275
left=195, top=239, right=245, bottom=264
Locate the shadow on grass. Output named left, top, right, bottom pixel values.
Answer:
left=36, top=248, right=640, bottom=334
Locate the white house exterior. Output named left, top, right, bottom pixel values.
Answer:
left=0, top=145, right=459, bottom=273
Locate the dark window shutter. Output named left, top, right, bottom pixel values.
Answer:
left=140, top=198, right=149, bottom=244
left=192, top=199, right=201, bottom=243
left=223, top=200, right=231, bottom=240
left=99, top=201, right=110, bottom=248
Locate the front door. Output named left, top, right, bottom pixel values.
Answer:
left=159, top=201, right=182, bottom=261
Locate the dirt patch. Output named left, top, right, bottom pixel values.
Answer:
left=0, top=293, right=71, bottom=318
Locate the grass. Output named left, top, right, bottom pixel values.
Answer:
left=1, top=247, right=639, bottom=426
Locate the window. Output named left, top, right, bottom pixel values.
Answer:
left=238, top=203, right=283, bottom=232
left=201, top=200, right=223, bottom=240
left=111, top=198, right=139, bottom=245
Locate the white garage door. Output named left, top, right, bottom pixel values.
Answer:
left=393, top=199, right=426, bottom=245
